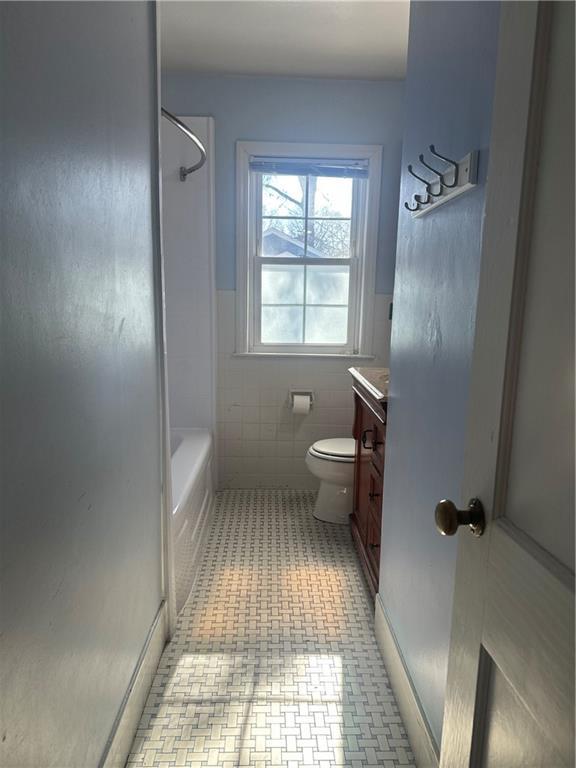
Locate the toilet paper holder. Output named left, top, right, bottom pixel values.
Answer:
left=289, top=390, right=315, bottom=409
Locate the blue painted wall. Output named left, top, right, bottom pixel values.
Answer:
left=162, top=74, right=404, bottom=293
left=379, top=1, right=500, bottom=746
left=1, top=3, right=163, bottom=765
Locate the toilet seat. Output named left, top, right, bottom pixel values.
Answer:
left=309, top=437, right=356, bottom=463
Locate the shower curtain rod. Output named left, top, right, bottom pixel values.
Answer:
left=161, top=108, right=207, bottom=180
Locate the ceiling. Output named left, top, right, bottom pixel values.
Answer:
left=160, top=1, right=410, bottom=80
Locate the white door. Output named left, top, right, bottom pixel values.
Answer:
left=439, top=3, right=574, bottom=766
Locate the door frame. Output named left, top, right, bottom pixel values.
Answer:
left=152, top=4, right=178, bottom=638
left=440, top=2, right=573, bottom=764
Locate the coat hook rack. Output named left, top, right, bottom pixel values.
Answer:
left=403, top=146, right=478, bottom=217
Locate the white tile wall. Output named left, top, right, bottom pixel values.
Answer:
left=163, top=117, right=215, bottom=432
left=216, top=290, right=392, bottom=489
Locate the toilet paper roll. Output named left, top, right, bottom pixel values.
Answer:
left=292, top=394, right=311, bottom=415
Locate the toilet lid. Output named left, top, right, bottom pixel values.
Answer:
left=311, top=438, right=356, bottom=459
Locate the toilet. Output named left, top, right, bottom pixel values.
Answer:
left=305, top=438, right=356, bottom=524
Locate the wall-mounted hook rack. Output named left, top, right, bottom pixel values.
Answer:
left=403, top=147, right=478, bottom=217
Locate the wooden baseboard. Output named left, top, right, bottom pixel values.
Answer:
left=374, top=594, right=440, bottom=768
left=100, top=602, right=167, bottom=768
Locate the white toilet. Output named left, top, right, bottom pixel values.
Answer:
left=305, top=438, right=356, bottom=524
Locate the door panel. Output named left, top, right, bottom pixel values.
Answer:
left=440, top=4, right=574, bottom=766
left=482, top=523, right=574, bottom=758
left=502, top=0, right=574, bottom=570
left=478, top=656, right=566, bottom=768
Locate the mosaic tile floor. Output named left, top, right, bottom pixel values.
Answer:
left=127, top=490, right=415, bottom=767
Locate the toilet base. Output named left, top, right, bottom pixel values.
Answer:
left=313, top=481, right=353, bottom=525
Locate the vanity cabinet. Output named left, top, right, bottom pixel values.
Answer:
left=349, top=369, right=388, bottom=597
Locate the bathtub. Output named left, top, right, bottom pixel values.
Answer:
left=170, top=429, right=214, bottom=614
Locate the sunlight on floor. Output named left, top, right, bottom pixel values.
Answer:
left=127, top=490, right=414, bottom=767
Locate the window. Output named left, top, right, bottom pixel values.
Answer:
left=236, top=142, right=382, bottom=356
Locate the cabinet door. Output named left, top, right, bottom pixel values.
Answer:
left=367, top=463, right=383, bottom=575
left=371, top=412, right=386, bottom=473
left=366, top=511, right=382, bottom=576
left=368, top=463, right=383, bottom=519
left=353, top=396, right=373, bottom=544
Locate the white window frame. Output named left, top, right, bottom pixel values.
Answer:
left=236, top=141, right=382, bottom=357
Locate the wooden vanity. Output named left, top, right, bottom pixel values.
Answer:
left=349, top=367, right=389, bottom=597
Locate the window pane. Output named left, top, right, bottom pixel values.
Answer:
left=261, top=306, right=303, bottom=343
left=308, top=176, right=353, bottom=218
left=306, top=265, right=349, bottom=305
left=262, top=174, right=306, bottom=217
left=305, top=306, right=349, bottom=344
left=262, top=264, right=304, bottom=305
left=262, top=218, right=305, bottom=257
left=306, top=220, right=351, bottom=258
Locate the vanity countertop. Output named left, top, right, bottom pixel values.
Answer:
left=348, top=367, right=390, bottom=402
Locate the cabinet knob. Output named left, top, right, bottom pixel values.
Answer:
left=369, top=491, right=381, bottom=501
left=434, top=498, right=485, bottom=537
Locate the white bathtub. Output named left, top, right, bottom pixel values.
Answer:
left=170, top=429, right=214, bottom=614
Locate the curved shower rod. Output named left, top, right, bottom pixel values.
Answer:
left=161, top=107, right=207, bottom=180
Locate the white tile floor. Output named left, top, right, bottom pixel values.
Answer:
left=127, top=490, right=415, bottom=767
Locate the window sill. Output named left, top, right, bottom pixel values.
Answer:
left=232, top=352, right=376, bottom=360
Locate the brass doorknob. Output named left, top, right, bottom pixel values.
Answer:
left=435, top=498, right=485, bottom=537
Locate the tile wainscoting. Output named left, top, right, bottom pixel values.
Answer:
left=216, top=290, right=392, bottom=489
